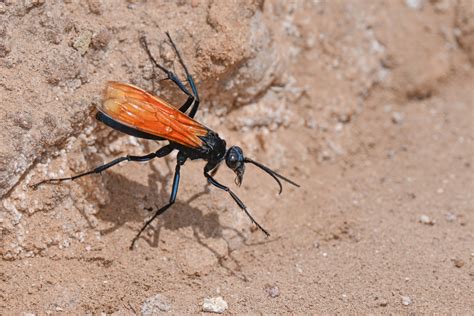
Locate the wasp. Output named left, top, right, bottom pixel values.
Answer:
left=33, top=33, right=299, bottom=248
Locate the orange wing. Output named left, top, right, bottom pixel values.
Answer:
left=99, top=81, right=208, bottom=148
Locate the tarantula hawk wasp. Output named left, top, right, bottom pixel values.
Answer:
left=32, top=32, right=299, bottom=248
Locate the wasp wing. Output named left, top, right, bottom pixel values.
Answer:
left=99, top=81, right=208, bottom=148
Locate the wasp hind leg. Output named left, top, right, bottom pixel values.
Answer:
left=140, top=35, right=199, bottom=117
left=31, top=145, right=174, bottom=189
left=130, top=152, right=187, bottom=249
left=165, top=32, right=200, bottom=118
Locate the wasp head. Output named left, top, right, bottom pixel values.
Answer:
left=225, top=146, right=245, bottom=186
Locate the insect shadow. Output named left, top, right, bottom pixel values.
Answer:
left=86, top=150, right=258, bottom=275
left=92, top=161, right=227, bottom=242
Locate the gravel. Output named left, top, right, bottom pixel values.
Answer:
left=401, top=295, right=413, bottom=306
left=264, top=284, right=280, bottom=298
left=419, top=215, right=435, bottom=225
left=452, top=258, right=465, bottom=268
left=202, top=297, right=228, bottom=314
left=141, top=294, right=171, bottom=315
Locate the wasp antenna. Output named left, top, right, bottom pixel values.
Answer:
left=244, top=158, right=300, bottom=194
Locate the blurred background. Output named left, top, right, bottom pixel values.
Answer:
left=1, top=0, right=473, bottom=313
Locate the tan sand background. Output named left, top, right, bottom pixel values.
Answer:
left=1, top=0, right=473, bottom=313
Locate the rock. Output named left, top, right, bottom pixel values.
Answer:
left=91, top=29, right=110, bottom=50
left=445, top=212, right=457, bottom=222
left=202, top=297, right=228, bottom=314
left=419, top=215, right=435, bottom=225
left=452, top=258, right=465, bottom=268
left=141, top=294, right=171, bottom=315
left=391, top=112, right=404, bottom=124
left=401, top=295, right=412, bottom=306
left=405, top=0, right=423, bottom=10
left=87, top=0, right=103, bottom=15
left=73, top=30, right=93, bottom=56
left=264, top=284, right=280, bottom=298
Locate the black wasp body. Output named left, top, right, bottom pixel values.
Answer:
left=33, top=33, right=299, bottom=248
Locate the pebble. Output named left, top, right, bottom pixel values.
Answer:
left=445, top=212, right=457, bottom=222
left=87, top=0, right=103, bottom=15
left=202, top=297, right=228, bottom=314
left=419, top=215, right=435, bottom=225
left=379, top=299, right=388, bottom=307
left=264, top=284, right=280, bottom=298
left=405, top=0, right=423, bottom=10
left=452, top=258, right=465, bottom=268
left=391, top=112, right=404, bottom=124
left=401, top=295, right=412, bottom=306
left=73, top=30, right=92, bottom=55
left=141, top=294, right=171, bottom=315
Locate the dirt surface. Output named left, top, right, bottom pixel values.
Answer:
left=1, top=0, right=473, bottom=314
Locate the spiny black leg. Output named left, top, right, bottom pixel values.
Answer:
left=204, top=171, right=270, bottom=237
left=165, top=32, right=201, bottom=118
left=139, top=36, right=195, bottom=114
left=31, top=145, right=174, bottom=189
left=130, top=152, right=187, bottom=249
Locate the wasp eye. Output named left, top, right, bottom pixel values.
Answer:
left=227, top=153, right=238, bottom=168
left=226, top=146, right=244, bottom=170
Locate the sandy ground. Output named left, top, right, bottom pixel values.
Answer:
left=1, top=0, right=473, bottom=314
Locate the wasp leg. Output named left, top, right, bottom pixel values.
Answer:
left=165, top=32, right=200, bottom=118
left=140, top=36, right=195, bottom=115
left=204, top=172, right=270, bottom=237
left=31, top=145, right=174, bottom=189
left=130, top=152, right=187, bottom=249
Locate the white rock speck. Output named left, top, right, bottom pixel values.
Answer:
left=419, top=215, right=435, bottom=225
left=391, top=112, right=404, bottom=124
left=202, top=297, right=228, bottom=314
left=401, top=295, right=412, bottom=306
left=264, top=284, right=280, bottom=298
left=445, top=212, right=457, bottom=222
left=405, top=0, right=423, bottom=10
left=141, top=294, right=171, bottom=315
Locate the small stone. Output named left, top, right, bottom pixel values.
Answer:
left=13, top=111, right=33, bottom=130
left=419, top=215, right=435, bottom=225
left=91, top=29, right=110, bottom=50
left=391, top=112, right=404, bottom=124
left=141, top=294, right=171, bottom=315
left=264, top=284, right=280, bottom=298
left=73, top=30, right=93, bottom=55
left=405, top=0, right=423, bottom=10
left=445, top=212, right=457, bottom=222
left=452, top=258, right=465, bottom=268
left=87, top=0, right=103, bottom=15
left=379, top=299, right=388, bottom=307
left=24, top=0, right=45, bottom=10
left=202, top=297, right=228, bottom=314
left=401, top=295, right=412, bottom=306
